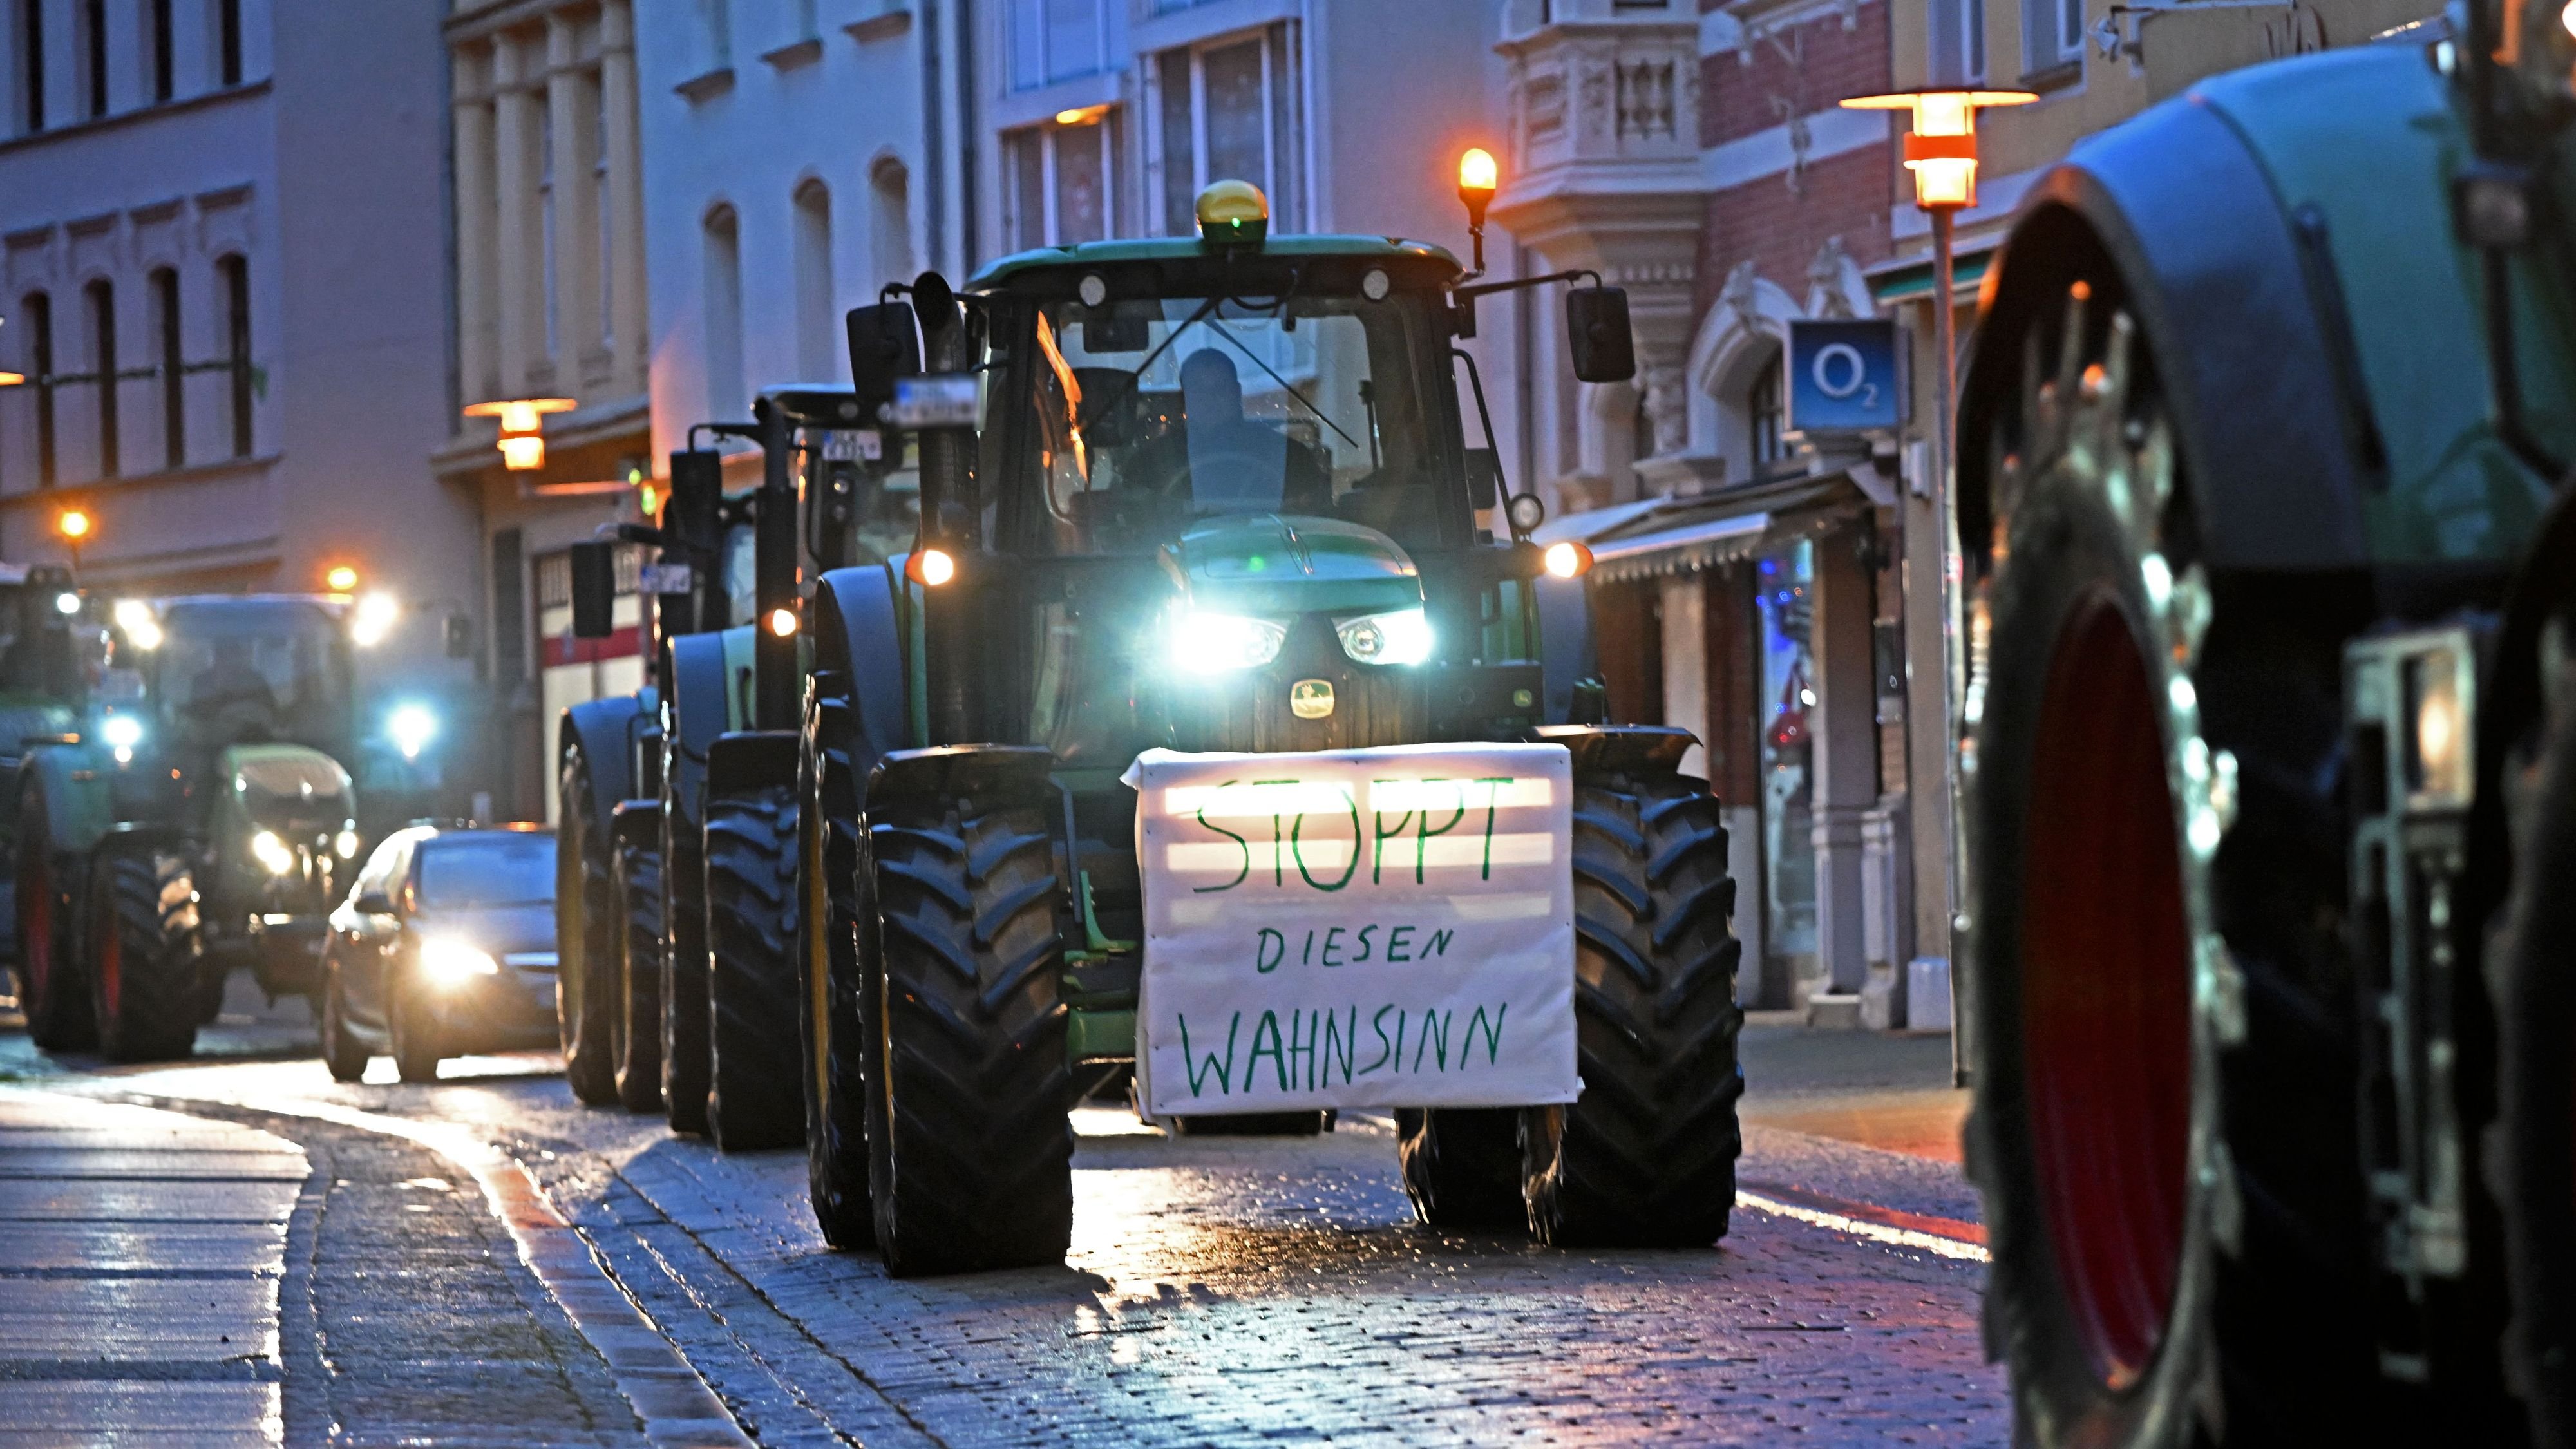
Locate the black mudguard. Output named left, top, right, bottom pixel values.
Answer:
left=867, top=745, right=1056, bottom=814
left=558, top=692, right=654, bottom=842
left=708, top=731, right=801, bottom=797
left=664, top=634, right=734, bottom=829
left=1960, top=97, right=2374, bottom=573
left=1530, top=724, right=1698, bottom=779
left=812, top=565, right=913, bottom=781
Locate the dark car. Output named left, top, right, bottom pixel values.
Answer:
left=317, top=824, right=558, bottom=1083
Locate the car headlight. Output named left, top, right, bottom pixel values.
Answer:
left=100, top=714, right=144, bottom=750
left=1168, top=610, right=1288, bottom=672
left=419, top=937, right=499, bottom=987
left=251, top=830, right=296, bottom=875
left=1336, top=608, right=1433, bottom=667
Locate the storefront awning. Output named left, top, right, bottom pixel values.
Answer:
left=1553, top=471, right=1870, bottom=584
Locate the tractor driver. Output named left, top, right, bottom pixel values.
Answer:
left=185, top=637, right=277, bottom=715
left=1166, top=348, right=1331, bottom=516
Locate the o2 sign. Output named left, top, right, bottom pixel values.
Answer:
left=1785, top=318, right=1904, bottom=435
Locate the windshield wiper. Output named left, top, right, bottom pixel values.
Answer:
left=1198, top=322, right=1361, bottom=451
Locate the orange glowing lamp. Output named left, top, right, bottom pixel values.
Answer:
left=1840, top=89, right=2036, bottom=211
left=463, top=397, right=576, bottom=473
left=57, top=508, right=91, bottom=541
left=325, top=564, right=359, bottom=592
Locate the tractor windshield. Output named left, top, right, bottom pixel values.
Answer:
left=152, top=601, right=348, bottom=738
left=1012, top=288, right=1456, bottom=554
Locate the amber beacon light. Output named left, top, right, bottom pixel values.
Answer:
left=1456, top=147, right=1499, bottom=273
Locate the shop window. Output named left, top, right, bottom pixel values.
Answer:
left=1154, top=23, right=1302, bottom=235
left=1006, top=112, right=1114, bottom=249
left=17, top=0, right=43, bottom=133
left=1756, top=540, right=1817, bottom=978
left=79, top=0, right=105, bottom=117
left=1007, top=0, right=1106, bottom=90
left=149, top=0, right=173, bottom=102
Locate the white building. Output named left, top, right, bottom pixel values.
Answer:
left=634, top=0, right=932, bottom=463
left=0, top=0, right=475, bottom=722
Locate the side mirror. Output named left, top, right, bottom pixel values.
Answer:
left=568, top=540, right=617, bottom=640
left=1464, top=448, right=1503, bottom=513
left=846, top=301, right=922, bottom=424
left=1566, top=286, right=1637, bottom=384
left=354, top=890, right=393, bottom=916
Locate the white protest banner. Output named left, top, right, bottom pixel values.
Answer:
left=1122, top=741, right=1577, bottom=1117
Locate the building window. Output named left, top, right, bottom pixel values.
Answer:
left=21, top=291, right=54, bottom=486
left=85, top=279, right=117, bottom=478
left=702, top=205, right=744, bottom=416
left=793, top=180, right=835, bottom=380
left=1749, top=351, right=1786, bottom=471
left=149, top=0, right=173, bottom=102
left=2023, top=0, right=2082, bottom=73
left=870, top=157, right=914, bottom=286
left=1006, top=112, right=1113, bottom=251
left=218, top=254, right=250, bottom=456
left=1154, top=23, right=1301, bottom=236
left=697, top=0, right=730, bottom=69
left=216, top=0, right=241, bottom=86
left=80, top=0, right=106, bottom=117
left=1007, top=0, right=1106, bottom=91
left=151, top=267, right=182, bottom=469
left=1929, top=0, right=1985, bottom=86
left=17, top=0, right=41, bottom=132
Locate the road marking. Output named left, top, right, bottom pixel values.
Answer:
left=149, top=1094, right=753, bottom=1449
left=1736, top=1188, right=1990, bottom=1263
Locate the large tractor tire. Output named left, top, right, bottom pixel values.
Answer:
left=705, top=784, right=803, bottom=1151
left=867, top=784, right=1072, bottom=1276
left=1520, top=743, right=1743, bottom=1248
left=610, top=813, right=664, bottom=1113
left=660, top=810, right=712, bottom=1135
left=800, top=687, right=873, bottom=1247
left=2492, top=611, right=2576, bottom=1449
left=14, top=783, right=91, bottom=1052
left=1397, top=1108, right=1524, bottom=1229
left=1962, top=281, right=2376, bottom=1444
left=556, top=744, right=621, bottom=1105
left=86, top=845, right=202, bottom=1063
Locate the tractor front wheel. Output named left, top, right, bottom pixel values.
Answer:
left=706, top=785, right=804, bottom=1151
left=867, top=791, right=1072, bottom=1276
left=556, top=746, right=621, bottom=1105
left=86, top=846, right=202, bottom=1063
left=1397, top=1108, right=1524, bottom=1230
left=611, top=820, right=664, bottom=1113
left=800, top=697, right=873, bottom=1247
left=1520, top=766, right=1743, bottom=1247
left=660, top=816, right=712, bottom=1135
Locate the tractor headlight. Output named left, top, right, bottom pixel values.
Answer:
left=388, top=704, right=439, bottom=761
left=1335, top=608, right=1434, bottom=667
left=251, top=830, right=296, bottom=875
left=334, top=829, right=361, bottom=860
left=1168, top=610, right=1288, bottom=672
left=419, top=936, right=499, bottom=987
left=100, top=714, right=144, bottom=751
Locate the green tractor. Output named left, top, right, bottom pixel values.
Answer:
left=558, top=388, right=895, bottom=1155
left=783, top=182, right=1746, bottom=1276
left=1953, top=5, right=2576, bottom=1444
left=12, top=591, right=365, bottom=1061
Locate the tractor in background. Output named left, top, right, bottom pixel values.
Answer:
left=13, top=591, right=366, bottom=1061
left=557, top=387, right=905, bottom=1155
left=784, top=177, right=1743, bottom=1277
left=1953, top=5, right=2576, bottom=1444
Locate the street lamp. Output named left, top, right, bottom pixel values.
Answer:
left=1839, top=84, right=2032, bottom=1065
left=56, top=507, right=91, bottom=572
left=462, top=397, right=576, bottom=473
left=1457, top=147, right=1499, bottom=275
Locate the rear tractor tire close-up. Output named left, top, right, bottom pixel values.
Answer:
left=661, top=811, right=712, bottom=1136
left=556, top=745, right=622, bottom=1106
left=1519, top=743, right=1743, bottom=1249
left=705, top=784, right=805, bottom=1152
left=866, top=787, right=1072, bottom=1278
left=1962, top=280, right=2377, bottom=1446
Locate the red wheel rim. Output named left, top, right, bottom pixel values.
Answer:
left=2021, top=595, right=2194, bottom=1389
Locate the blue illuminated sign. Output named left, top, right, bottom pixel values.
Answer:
left=1784, top=318, right=1904, bottom=435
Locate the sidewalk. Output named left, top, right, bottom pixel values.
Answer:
left=1738, top=1012, right=1968, bottom=1163
left=0, top=1090, right=305, bottom=1447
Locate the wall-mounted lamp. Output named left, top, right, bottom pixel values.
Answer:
left=462, top=397, right=576, bottom=472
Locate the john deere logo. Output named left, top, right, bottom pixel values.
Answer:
left=1289, top=679, right=1335, bottom=719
